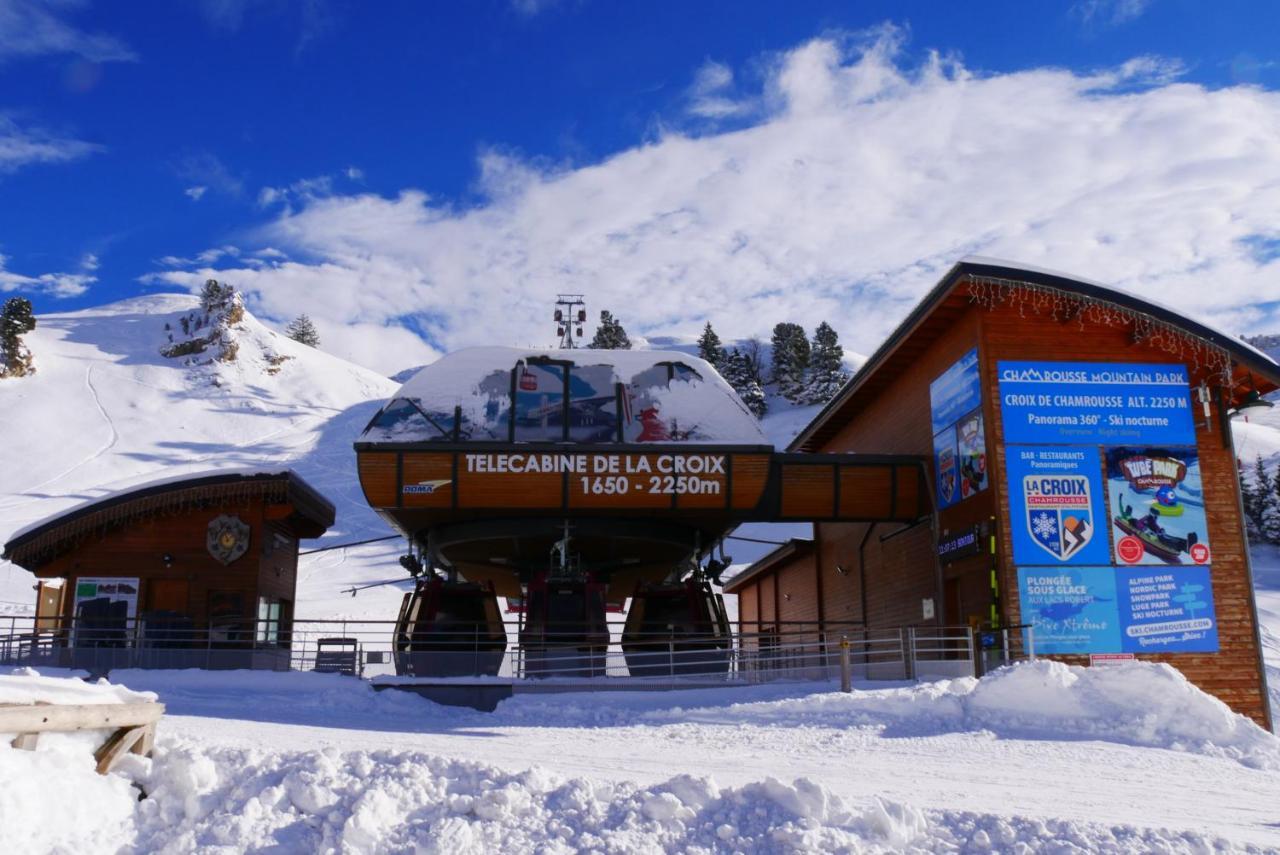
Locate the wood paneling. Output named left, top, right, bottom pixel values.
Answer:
left=780, top=465, right=834, bottom=518
left=731, top=455, right=770, bottom=510
left=357, top=452, right=399, bottom=508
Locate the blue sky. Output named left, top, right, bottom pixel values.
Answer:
left=2, top=1, right=1280, bottom=372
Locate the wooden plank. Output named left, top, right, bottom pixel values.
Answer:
left=94, top=724, right=151, bottom=775
left=0, top=701, right=164, bottom=733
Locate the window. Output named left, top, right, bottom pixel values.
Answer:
left=256, top=597, right=282, bottom=645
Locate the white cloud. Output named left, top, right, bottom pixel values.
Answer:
left=345, top=166, right=363, bottom=181
left=0, top=0, right=136, bottom=63
left=171, top=151, right=243, bottom=198
left=1074, top=0, right=1153, bottom=27
left=149, top=29, right=1280, bottom=374
left=687, top=60, right=751, bottom=120
left=185, top=185, right=208, bottom=201
left=0, top=253, right=94, bottom=298
left=257, top=174, right=335, bottom=208
left=0, top=114, right=100, bottom=173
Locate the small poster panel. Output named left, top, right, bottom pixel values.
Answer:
left=1116, top=565, right=1218, bottom=653
left=1017, top=566, right=1121, bottom=654
left=73, top=577, right=139, bottom=618
left=997, top=361, right=1195, bottom=445
left=929, top=349, right=987, bottom=509
left=933, top=426, right=959, bottom=509
left=1106, top=447, right=1211, bottom=566
left=956, top=410, right=988, bottom=500
left=1006, top=446, right=1110, bottom=566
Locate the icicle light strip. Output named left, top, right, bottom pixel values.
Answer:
left=964, top=276, right=1233, bottom=386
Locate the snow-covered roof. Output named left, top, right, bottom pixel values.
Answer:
left=360, top=346, right=768, bottom=446
left=3, top=468, right=335, bottom=569
left=792, top=258, right=1280, bottom=452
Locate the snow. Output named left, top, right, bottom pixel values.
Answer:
left=0, top=294, right=399, bottom=615
left=0, top=666, right=155, bottom=707
left=4, top=660, right=1279, bottom=850
left=376, top=345, right=768, bottom=445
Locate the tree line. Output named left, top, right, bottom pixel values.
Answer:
left=1242, top=455, right=1280, bottom=545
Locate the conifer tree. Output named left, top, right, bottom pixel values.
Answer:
left=589, top=310, right=632, bottom=349
left=1266, top=467, right=1280, bottom=544
left=1244, top=455, right=1274, bottom=543
left=770, top=322, right=810, bottom=403
left=719, top=347, right=767, bottom=418
left=696, top=322, right=724, bottom=368
left=285, top=314, right=321, bottom=347
left=0, top=296, right=36, bottom=378
left=802, top=321, right=850, bottom=405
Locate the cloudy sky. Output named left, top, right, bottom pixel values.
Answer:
left=2, top=1, right=1279, bottom=373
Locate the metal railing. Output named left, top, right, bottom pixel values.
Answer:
left=0, top=615, right=1036, bottom=687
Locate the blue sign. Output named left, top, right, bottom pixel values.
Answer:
left=1106, top=446, right=1212, bottom=567
left=1018, top=566, right=1121, bottom=654
left=1006, top=446, right=1110, bottom=566
left=930, top=349, right=981, bottom=435
left=997, top=361, right=1195, bottom=445
left=1017, top=565, right=1219, bottom=654
left=1116, top=565, right=1218, bottom=653
left=930, top=349, right=987, bottom=510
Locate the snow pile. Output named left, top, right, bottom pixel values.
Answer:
left=516, top=660, right=1280, bottom=770
left=0, top=669, right=158, bottom=852
left=0, top=666, right=156, bottom=707
left=122, top=742, right=1239, bottom=853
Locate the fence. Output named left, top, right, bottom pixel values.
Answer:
left=0, top=615, right=1035, bottom=687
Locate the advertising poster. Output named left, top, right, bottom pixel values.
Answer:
left=997, top=361, right=1195, bottom=445
left=956, top=410, right=988, bottom=500
left=933, top=426, right=959, bottom=509
left=1106, top=446, right=1211, bottom=566
left=929, top=349, right=982, bottom=435
left=929, top=349, right=987, bottom=509
left=1116, top=565, right=1218, bottom=653
left=1006, top=446, right=1110, bottom=566
left=1017, top=567, right=1121, bottom=654
left=73, top=577, right=139, bottom=618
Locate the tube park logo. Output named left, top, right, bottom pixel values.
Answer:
left=1022, top=474, right=1094, bottom=561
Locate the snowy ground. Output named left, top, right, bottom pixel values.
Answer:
left=7, top=660, right=1280, bottom=852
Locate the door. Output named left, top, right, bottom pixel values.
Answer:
left=146, top=579, right=190, bottom=615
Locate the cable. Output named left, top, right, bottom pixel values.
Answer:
left=299, top=534, right=401, bottom=556
left=724, top=534, right=790, bottom=546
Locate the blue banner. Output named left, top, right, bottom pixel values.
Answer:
left=1116, top=565, right=1218, bottom=653
left=1017, top=566, right=1121, bottom=654
left=1017, top=565, right=1219, bottom=654
left=997, top=361, right=1195, bottom=445
left=1006, top=446, right=1110, bottom=566
left=930, top=349, right=986, bottom=509
left=930, top=348, right=982, bottom=435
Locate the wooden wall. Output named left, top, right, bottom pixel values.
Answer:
left=35, top=497, right=303, bottom=633
left=978, top=295, right=1270, bottom=727
left=780, top=285, right=1270, bottom=727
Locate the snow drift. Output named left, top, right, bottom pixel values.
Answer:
left=3, top=661, right=1276, bottom=851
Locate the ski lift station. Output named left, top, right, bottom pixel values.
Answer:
left=4, top=258, right=1279, bottom=725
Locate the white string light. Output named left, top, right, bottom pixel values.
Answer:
left=965, top=275, right=1233, bottom=387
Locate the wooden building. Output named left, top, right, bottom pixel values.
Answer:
left=727, top=258, right=1280, bottom=727
left=2, top=470, right=334, bottom=668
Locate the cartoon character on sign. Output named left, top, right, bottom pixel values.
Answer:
left=1023, top=474, right=1094, bottom=561
left=937, top=445, right=957, bottom=506
left=1107, top=448, right=1209, bottom=565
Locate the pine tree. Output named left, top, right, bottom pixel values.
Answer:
left=0, top=296, right=36, bottom=378
left=200, top=279, right=234, bottom=313
left=720, top=347, right=767, bottom=419
left=696, top=322, right=724, bottom=368
left=740, top=337, right=766, bottom=387
left=802, top=321, right=850, bottom=405
left=1244, top=455, right=1274, bottom=543
left=589, top=310, right=631, bottom=349
left=770, top=322, right=810, bottom=403
left=1266, top=466, right=1280, bottom=545
left=285, top=314, right=321, bottom=347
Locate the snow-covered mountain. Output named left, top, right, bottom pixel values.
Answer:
left=0, top=293, right=400, bottom=616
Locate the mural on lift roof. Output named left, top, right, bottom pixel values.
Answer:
left=1000, top=360, right=1217, bottom=655
left=928, top=348, right=988, bottom=509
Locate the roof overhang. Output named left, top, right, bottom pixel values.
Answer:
left=722, top=538, right=815, bottom=594
left=2, top=470, right=336, bottom=571
left=791, top=258, right=1280, bottom=453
